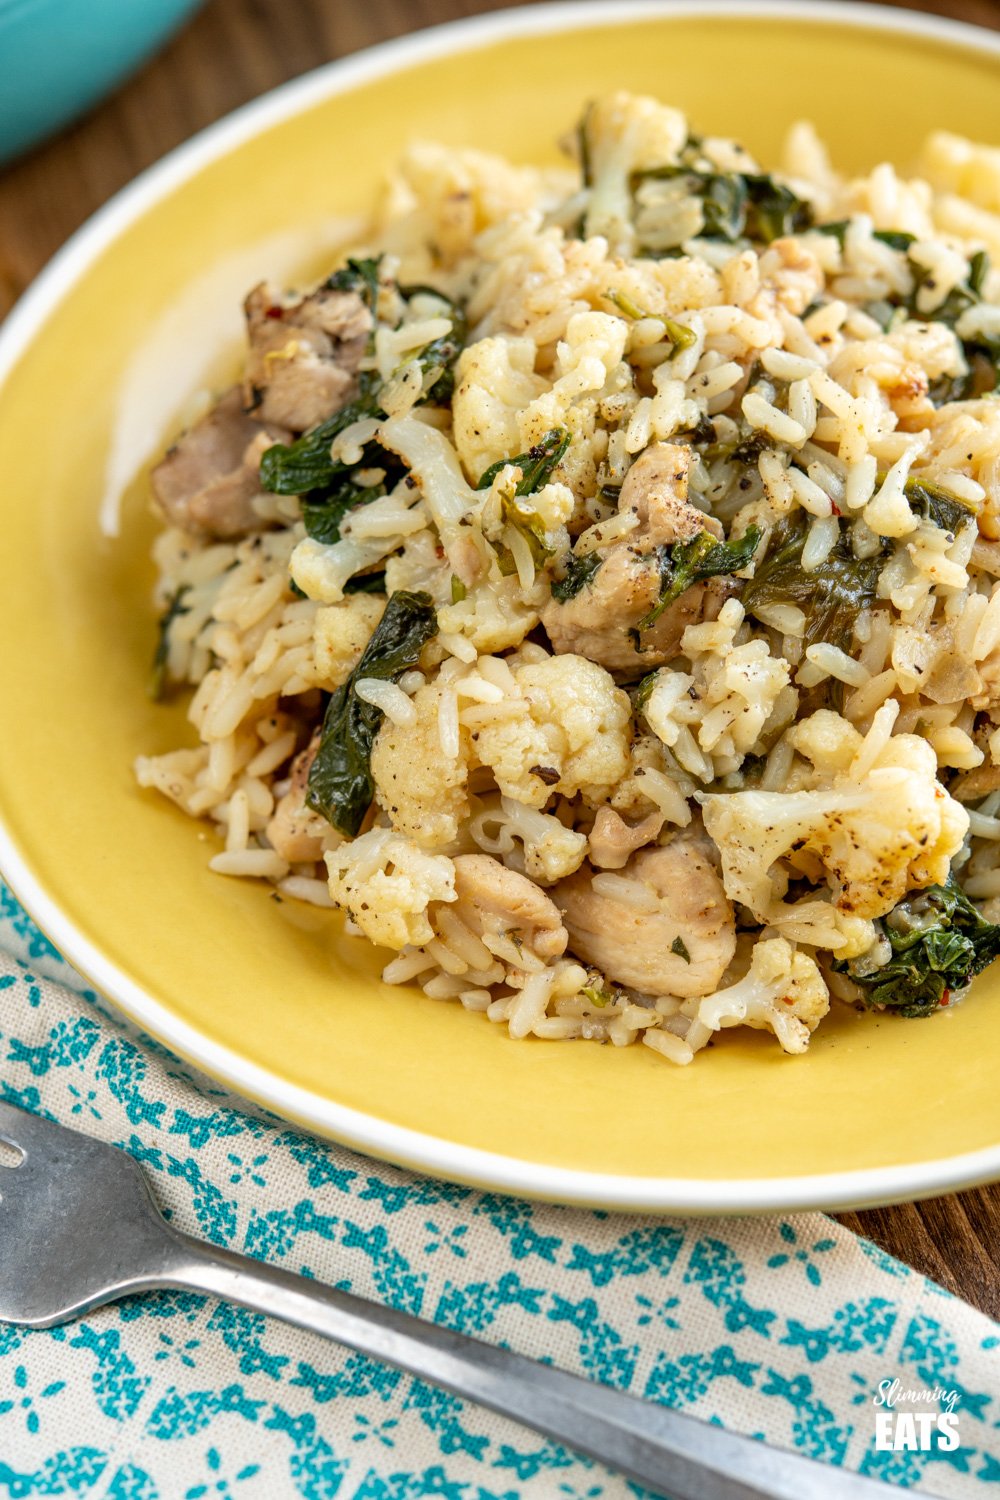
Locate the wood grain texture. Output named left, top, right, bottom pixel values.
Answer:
left=1, top=0, right=999, bottom=1320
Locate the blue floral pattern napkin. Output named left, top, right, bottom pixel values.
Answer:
left=0, top=880, right=998, bottom=1499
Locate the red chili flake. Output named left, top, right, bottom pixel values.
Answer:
left=831, top=501, right=842, bottom=517
left=940, top=990, right=951, bottom=1007
left=265, top=305, right=284, bottom=320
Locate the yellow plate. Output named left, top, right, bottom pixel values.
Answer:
left=2, top=1, right=1000, bottom=1212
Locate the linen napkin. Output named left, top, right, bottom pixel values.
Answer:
left=0, top=880, right=997, bottom=1500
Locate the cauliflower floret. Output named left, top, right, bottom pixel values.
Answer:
left=451, top=336, right=547, bottom=481
left=371, top=680, right=471, bottom=849
left=690, top=937, right=829, bottom=1055
left=701, top=704, right=970, bottom=926
left=583, top=91, right=688, bottom=251
left=473, top=653, right=631, bottom=808
left=471, top=794, right=588, bottom=884
left=325, top=828, right=456, bottom=950
left=643, top=641, right=791, bottom=766
left=437, top=575, right=547, bottom=653
left=313, top=596, right=385, bottom=688
left=384, top=530, right=451, bottom=603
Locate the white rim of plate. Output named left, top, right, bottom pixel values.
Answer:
left=2, top=0, right=1000, bottom=1214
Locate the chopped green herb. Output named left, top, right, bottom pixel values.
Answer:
left=550, top=550, right=604, bottom=604
left=581, top=980, right=614, bottom=1008
left=816, top=222, right=916, bottom=253
left=577, top=101, right=594, bottom=188
left=640, top=525, right=762, bottom=630
left=475, top=428, right=571, bottom=494
left=681, top=413, right=717, bottom=446
left=816, top=220, right=849, bottom=247
left=149, top=585, right=191, bottom=700
left=671, top=936, right=691, bottom=963
left=450, top=575, right=467, bottom=604
left=633, top=670, right=659, bottom=711
left=411, top=298, right=468, bottom=405
left=875, top=229, right=917, bottom=252
left=700, top=429, right=769, bottom=467
left=306, top=591, right=438, bottom=836
left=741, top=512, right=889, bottom=650
left=836, top=874, right=1000, bottom=1016
left=495, top=494, right=554, bottom=575
left=605, top=289, right=697, bottom=356
left=475, top=428, right=571, bottom=576
left=879, top=247, right=1000, bottom=398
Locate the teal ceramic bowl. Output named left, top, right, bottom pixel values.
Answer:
left=0, top=0, right=204, bottom=164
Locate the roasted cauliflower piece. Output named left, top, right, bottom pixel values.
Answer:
left=314, top=596, right=386, bottom=689
left=371, top=680, right=471, bottom=851
left=690, top=937, right=829, bottom=1055
left=472, top=652, right=631, bottom=808
left=325, top=829, right=456, bottom=950
left=701, top=706, right=969, bottom=925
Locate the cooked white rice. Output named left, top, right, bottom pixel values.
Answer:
left=137, top=93, right=1000, bottom=1064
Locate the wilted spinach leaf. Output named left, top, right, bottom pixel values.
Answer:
left=741, top=512, right=889, bottom=649
left=636, top=166, right=813, bottom=245
left=475, top=428, right=571, bottom=494
left=306, top=590, right=438, bottom=837
left=836, top=874, right=1000, bottom=1016
left=550, top=549, right=604, bottom=604
left=640, top=525, right=762, bottom=630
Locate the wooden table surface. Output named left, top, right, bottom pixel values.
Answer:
left=1, top=0, right=999, bottom=1321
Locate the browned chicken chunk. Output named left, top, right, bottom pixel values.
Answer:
left=542, top=442, right=722, bottom=673
left=451, top=853, right=568, bottom=962
left=151, top=387, right=290, bottom=540
left=553, top=832, right=735, bottom=998
left=243, top=281, right=371, bottom=431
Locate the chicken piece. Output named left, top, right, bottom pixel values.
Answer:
left=950, top=759, right=1000, bottom=803
left=151, top=387, right=290, bottom=539
left=543, top=547, right=706, bottom=671
left=553, top=834, right=736, bottom=998
left=244, top=282, right=371, bottom=431
left=616, top=442, right=709, bottom=546
left=587, top=806, right=664, bottom=869
left=542, top=442, right=722, bottom=673
left=264, top=732, right=329, bottom=864
left=451, top=853, right=567, bottom=962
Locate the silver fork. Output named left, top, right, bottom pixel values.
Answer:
left=0, top=1102, right=922, bottom=1500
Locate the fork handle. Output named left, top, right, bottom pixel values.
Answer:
left=159, top=1232, right=901, bottom=1500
